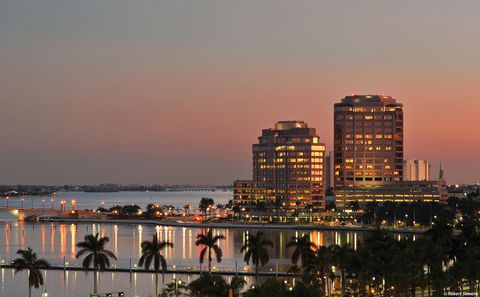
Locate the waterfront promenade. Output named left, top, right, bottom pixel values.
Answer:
left=43, top=217, right=427, bottom=234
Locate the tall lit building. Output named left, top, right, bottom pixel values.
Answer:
left=234, top=121, right=326, bottom=218
left=403, top=160, right=431, bottom=181
left=334, top=95, right=404, bottom=187
left=333, top=95, right=447, bottom=207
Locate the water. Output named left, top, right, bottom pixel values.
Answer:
left=0, top=190, right=233, bottom=212
left=0, top=191, right=363, bottom=297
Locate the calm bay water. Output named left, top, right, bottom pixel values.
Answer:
left=0, top=190, right=234, bottom=212
left=0, top=191, right=364, bottom=297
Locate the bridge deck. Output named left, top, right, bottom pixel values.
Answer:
left=0, top=264, right=296, bottom=277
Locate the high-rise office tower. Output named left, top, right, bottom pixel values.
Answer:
left=333, top=95, right=446, bottom=207
left=235, top=121, right=326, bottom=215
left=403, top=160, right=431, bottom=181
left=334, top=95, right=404, bottom=187
left=253, top=121, right=326, bottom=212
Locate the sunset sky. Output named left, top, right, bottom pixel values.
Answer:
left=1, top=1, right=479, bottom=185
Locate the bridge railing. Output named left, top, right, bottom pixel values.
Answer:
left=0, top=257, right=292, bottom=274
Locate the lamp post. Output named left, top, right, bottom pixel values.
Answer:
left=42, top=199, right=45, bottom=210
left=51, top=199, right=54, bottom=211
left=60, top=201, right=65, bottom=211
left=21, top=198, right=24, bottom=209
left=71, top=200, right=76, bottom=211
left=6, top=197, right=9, bottom=208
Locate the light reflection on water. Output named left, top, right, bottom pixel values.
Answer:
left=0, top=190, right=394, bottom=296
left=0, top=220, right=368, bottom=296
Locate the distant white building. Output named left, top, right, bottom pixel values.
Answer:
left=403, top=160, right=431, bottom=181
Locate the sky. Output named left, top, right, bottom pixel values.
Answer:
left=1, top=0, right=479, bottom=185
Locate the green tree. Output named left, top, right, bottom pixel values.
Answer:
left=331, top=244, right=353, bottom=297
left=12, top=247, right=50, bottom=297
left=242, top=278, right=289, bottom=297
left=138, top=234, right=173, bottom=297
left=286, top=234, right=317, bottom=268
left=161, top=279, right=187, bottom=297
left=228, top=276, right=247, bottom=297
left=76, top=233, right=117, bottom=294
left=312, top=246, right=332, bottom=294
left=195, top=229, right=225, bottom=273
left=241, top=231, right=273, bottom=285
left=187, top=273, right=228, bottom=297
left=361, top=228, right=400, bottom=296
left=199, top=197, right=215, bottom=217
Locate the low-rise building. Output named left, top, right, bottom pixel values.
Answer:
left=334, top=180, right=448, bottom=208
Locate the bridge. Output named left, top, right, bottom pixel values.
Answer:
left=0, top=206, right=68, bottom=220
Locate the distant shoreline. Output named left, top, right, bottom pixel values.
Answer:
left=38, top=217, right=426, bottom=234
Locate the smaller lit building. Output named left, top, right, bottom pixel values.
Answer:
left=447, top=185, right=467, bottom=199
left=233, top=180, right=265, bottom=208
left=403, top=160, right=431, bottom=181
left=334, top=180, right=448, bottom=208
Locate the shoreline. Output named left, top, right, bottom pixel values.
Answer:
left=40, top=218, right=427, bottom=234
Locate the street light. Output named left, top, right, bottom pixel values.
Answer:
left=21, top=198, right=24, bottom=209
left=51, top=199, right=54, bottom=211
left=6, top=197, right=9, bottom=208
left=42, top=199, right=45, bottom=210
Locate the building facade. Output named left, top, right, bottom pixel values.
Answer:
left=334, top=180, right=448, bottom=207
left=334, top=95, right=404, bottom=187
left=403, top=159, right=431, bottom=181
left=333, top=95, right=447, bottom=208
left=234, top=121, right=326, bottom=217
left=325, top=151, right=334, bottom=190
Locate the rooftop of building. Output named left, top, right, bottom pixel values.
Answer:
left=258, top=120, right=318, bottom=138
left=274, top=121, right=308, bottom=130
left=336, top=94, right=402, bottom=107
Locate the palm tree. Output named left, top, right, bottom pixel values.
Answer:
left=286, top=234, right=317, bottom=268
left=12, top=247, right=50, bottom=297
left=313, top=245, right=333, bottom=294
left=139, top=234, right=173, bottom=297
left=195, top=229, right=225, bottom=273
left=241, top=231, right=273, bottom=285
left=76, top=233, right=117, bottom=294
left=228, top=275, right=247, bottom=297
left=331, top=244, right=352, bottom=297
